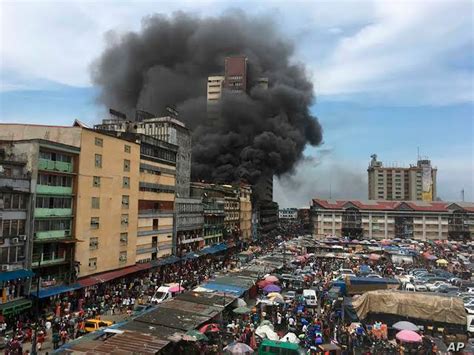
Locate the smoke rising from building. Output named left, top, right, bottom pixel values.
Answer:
left=92, top=11, right=323, bottom=185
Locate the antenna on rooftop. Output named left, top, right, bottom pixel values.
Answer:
left=461, top=188, right=465, bottom=202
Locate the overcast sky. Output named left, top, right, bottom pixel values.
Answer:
left=1, top=0, right=473, bottom=206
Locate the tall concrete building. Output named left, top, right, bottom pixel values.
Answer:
left=224, top=56, right=248, bottom=93
left=238, top=184, right=252, bottom=242
left=368, top=154, right=437, bottom=201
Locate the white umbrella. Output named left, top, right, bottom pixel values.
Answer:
left=255, top=325, right=279, bottom=340
left=281, top=332, right=299, bottom=344
left=233, top=298, right=247, bottom=307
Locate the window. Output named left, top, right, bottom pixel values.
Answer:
left=93, top=176, right=101, bottom=187
left=120, top=233, right=128, bottom=245
left=95, top=154, right=102, bottom=168
left=95, top=137, right=103, bottom=147
left=89, top=237, right=99, bottom=250
left=122, top=177, right=130, bottom=189
left=123, top=159, right=130, bottom=172
left=90, top=217, right=100, bottom=229
left=121, top=195, right=129, bottom=209
left=121, top=214, right=129, bottom=227
left=119, top=251, right=127, bottom=263
left=124, top=145, right=131, bottom=153
left=91, top=197, right=100, bottom=209
left=89, top=258, right=97, bottom=270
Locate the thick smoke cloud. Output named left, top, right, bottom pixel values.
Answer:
left=92, top=11, right=323, bottom=184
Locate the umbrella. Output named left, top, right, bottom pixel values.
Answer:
left=257, top=280, right=272, bottom=288
left=199, top=323, right=220, bottom=333
left=280, top=332, right=299, bottom=344
left=263, top=284, right=281, bottom=293
left=234, top=298, right=247, bottom=307
left=260, top=320, right=273, bottom=327
left=265, top=275, right=279, bottom=283
left=393, top=321, right=419, bottom=332
left=396, top=330, right=422, bottom=343
left=436, top=259, right=448, bottom=265
left=169, top=284, right=185, bottom=293
left=255, top=325, right=279, bottom=340
left=185, top=329, right=209, bottom=341
left=267, top=292, right=282, bottom=299
left=233, top=306, right=252, bottom=315
left=224, top=342, right=254, bottom=354
left=369, top=253, right=381, bottom=261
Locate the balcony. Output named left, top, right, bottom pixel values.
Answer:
left=36, top=185, right=73, bottom=195
left=31, top=251, right=67, bottom=267
left=34, top=208, right=72, bottom=218
left=35, top=230, right=71, bottom=241
left=38, top=159, right=73, bottom=173
left=0, top=177, right=30, bottom=192
left=138, top=209, right=174, bottom=218
left=138, top=228, right=174, bottom=237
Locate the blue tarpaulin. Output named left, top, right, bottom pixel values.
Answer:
left=31, top=283, right=81, bottom=299
left=201, top=282, right=247, bottom=296
left=0, top=269, right=34, bottom=282
left=181, top=252, right=199, bottom=260
left=157, top=255, right=180, bottom=266
left=199, top=242, right=228, bottom=255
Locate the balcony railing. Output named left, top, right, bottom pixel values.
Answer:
left=34, top=208, right=72, bottom=218
left=35, top=230, right=71, bottom=240
left=32, top=251, right=67, bottom=267
left=36, top=185, right=73, bottom=195
left=38, top=159, right=73, bottom=173
left=138, top=209, right=174, bottom=217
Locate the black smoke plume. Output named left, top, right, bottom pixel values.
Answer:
left=92, top=10, right=323, bottom=185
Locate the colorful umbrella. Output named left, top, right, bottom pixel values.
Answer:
left=436, top=259, right=448, bottom=265
left=185, top=329, right=209, bottom=341
left=396, top=330, right=422, bottom=343
left=233, top=306, right=252, bottom=315
left=199, top=323, right=220, bottom=333
left=257, top=280, right=272, bottom=288
left=224, top=342, right=254, bottom=354
left=265, top=275, right=279, bottom=283
left=392, top=321, right=419, bottom=332
left=263, top=284, right=281, bottom=293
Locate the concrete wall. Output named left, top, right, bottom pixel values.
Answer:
left=0, top=124, right=82, bottom=148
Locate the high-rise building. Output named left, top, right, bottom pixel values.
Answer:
left=224, top=56, right=248, bottom=93
left=238, top=183, right=252, bottom=242
left=368, top=154, right=437, bottom=201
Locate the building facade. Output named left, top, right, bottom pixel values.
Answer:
left=297, top=208, right=312, bottom=234
left=0, top=146, right=33, bottom=316
left=239, top=184, right=252, bottom=241
left=279, top=208, right=298, bottom=220
left=175, top=199, right=204, bottom=255
left=311, top=198, right=474, bottom=241
left=368, top=154, right=438, bottom=201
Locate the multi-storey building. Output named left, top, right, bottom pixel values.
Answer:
left=239, top=184, right=252, bottom=241
left=190, top=182, right=225, bottom=247
left=222, top=185, right=240, bottom=238
left=135, top=135, right=177, bottom=262
left=368, top=154, right=437, bottom=201
left=175, top=199, right=204, bottom=255
left=311, top=198, right=474, bottom=241
left=0, top=138, right=80, bottom=293
left=0, top=124, right=141, bottom=279
left=0, top=147, right=34, bottom=316
left=257, top=201, right=279, bottom=237
left=297, top=208, right=312, bottom=234
left=279, top=208, right=298, bottom=220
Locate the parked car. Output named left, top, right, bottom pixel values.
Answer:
left=284, top=291, right=297, bottom=303
left=427, top=281, right=450, bottom=292
left=84, top=319, right=113, bottom=333
left=414, top=282, right=427, bottom=292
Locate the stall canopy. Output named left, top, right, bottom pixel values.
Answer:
left=352, top=290, right=466, bottom=325
left=200, top=282, right=247, bottom=296
left=30, top=283, right=82, bottom=299
left=0, top=269, right=34, bottom=282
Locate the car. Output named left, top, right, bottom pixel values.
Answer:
left=466, top=287, right=474, bottom=294
left=283, top=291, right=297, bottom=303
left=366, top=274, right=383, bottom=279
left=465, top=299, right=474, bottom=308
left=427, top=281, right=450, bottom=292
left=404, top=283, right=416, bottom=292
left=84, top=319, right=113, bottom=333
left=437, top=285, right=459, bottom=293
left=414, top=282, right=427, bottom=292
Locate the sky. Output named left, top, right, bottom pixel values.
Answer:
left=1, top=0, right=473, bottom=206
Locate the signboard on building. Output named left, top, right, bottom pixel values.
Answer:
left=422, top=165, right=433, bottom=201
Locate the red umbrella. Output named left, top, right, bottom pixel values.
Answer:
left=257, top=280, right=272, bottom=288
left=199, top=323, right=220, bottom=333
left=396, top=330, right=422, bottom=343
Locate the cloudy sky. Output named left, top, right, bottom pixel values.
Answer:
left=1, top=0, right=473, bottom=206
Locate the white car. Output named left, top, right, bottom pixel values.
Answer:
left=414, top=283, right=427, bottom=292
left=404, top=283, right=416, bottom=292
left=465, top=299, right=474, bottom=308
left=427, top=281, right=450, bottom=292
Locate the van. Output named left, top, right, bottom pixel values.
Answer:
left=303, top=289, right=317, bottom=307
left=151, top=283, right=183, bottom=304
left=84, top=319, right=113, bottom=333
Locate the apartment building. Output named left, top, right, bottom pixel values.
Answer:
left=0, top=147, right=34, bottom=316
left=368, top=154, right=438, bottom=201
left=239, top=184, right=252, bottom=241
left=311, top=198, right=474, bottom=241
left=0, top=124, right=141, bottom=279
left=0, top=138, right=80, bottom=291
left=175, top=199, right=204, bottom=254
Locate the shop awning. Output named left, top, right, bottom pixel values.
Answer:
left=198, top=242, right=228, bottom=256
left=0, top=269, right=34, bottom=282
left=181, top=252, right=199, bottom=260
left=31, top=283, right=81, bottom=298
left=156, top=255, right=180, bottom=266
left=78, top=264, right=152, bottom=287
left=201, top=282, right=247, bottom=296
